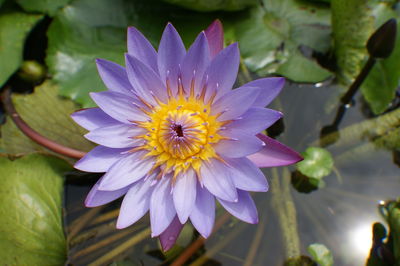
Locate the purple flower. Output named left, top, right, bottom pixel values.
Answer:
left=71, top=20, right=302, bottom=251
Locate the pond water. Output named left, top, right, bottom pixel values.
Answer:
left=65, top=81, right=400, bottom=265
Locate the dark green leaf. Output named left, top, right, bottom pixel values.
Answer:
left=161, top=0, right=257, bottom=11
left=0, top=154, right=70, bottom=265
left=16, top=0, right=71, bottom=16
left=46, top=0, right=215, bottom=107
left=0, top=9, right=42, bottom=87
left=307, top=243, right=334, bottom=266
left=297, top=147, right=333, bottom=179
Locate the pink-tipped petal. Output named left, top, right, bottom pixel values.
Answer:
left=211, top=86, right=260, bottom=121
left=158, top=23, right=186, bottom=94
left=96, top=59, right=134, bottom=94
left=227, top=107, right=283, bottom=135
left=116, top=176, right=155, bottom=229
left=85, top=176, right=130, bottom=207
left=181, top=32, right=210, bottom=96
left=200, top=158, right=237, bottom=202
left=173, top=169, right=197, bottom=224
left=125, top=53, right=168, bottom=104
left=150, top=176, right=176, bottom=237
left=98, top=152, right=153, bottom=191
left=90, top=91, right=147, bottom=124
left=85, top=124, right=145, bottom=148
left=240, top=77, right=285, bottom=107
left=214, top=130, right=264, bottom=158
left=159, top=216, right=184, bottom=251
left=74, top=145, right=128, bottom=173
left=204, top=19, right=224, bottom=58
left=127, top=26, right=158, bottom=72
left=190, top=184, right=215, bottom=238
left=71, top=108, right=119, bottom=131
left=225, top=157, right=268, bottom=192
left=218, top=190, right=258, bottom=224
left=248, top=134, right=303, bottom=168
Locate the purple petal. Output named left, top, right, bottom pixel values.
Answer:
left=240, top=77, right=285, bottom=107
left=158, top=23, right=186, bottom=94
left=90, top=91, right=147, bottom=123
left=150, top=176, right=176, bottom=237
left=98, top=152, right=153, bottom=191
left=190, top=184, right=215, bottom=238
left=116, top=176, right=155, bottom=229
left=225, top=157, right=268, bottom=192
left=71, top=108, right=119, bottom=131
left=218, top=190, right=258, bottom=224
left=214, top=130, right=264, bottom=158
left=211, top=86, right=260, bottom=121
left=85, top=124, right=146, bottom=148
left=127, top=26, right=158, bottom=72
left=202, top=43, right=239, bottom=102
left=204, top=20, right=224, bottom=59
left=74, top=145, right=127, bottom=173
left=96, top=59, right=134, bottom=94
left=85, top=176, right=130, bottom=207
left=159, top=216, right=184, bottom=251
left=227, top=107, right=283, bottom=135
left=200, top=158, right=237, bottom=202
left=248, top=134, right=303, bottom=168
left=125, top=53, right=168, bottom=104
left=173, top=169, right=197, bottom=223
left=181, top=32, right=210, bottom=97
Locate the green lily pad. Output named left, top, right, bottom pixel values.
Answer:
left=16, top=0, right=71, bottom=16
left=233, top=0, right=332, bottom=82
left=161, top=0, right=257, bottom=11
left=297, top=147, right=333, bottom=179
left=0, top=6, right=43, bottom=87
left=361, top=16, right=400, bottom=114
left=46, top=0, right=216, bottom=107
left=332, top=0, right=374, bottom=84
left=0, top=153, right=70, bottom=265
left=307, top=243, right=334, bottom=266
left=0, top=81, right=94, bottom=160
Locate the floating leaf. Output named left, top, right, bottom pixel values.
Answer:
left=297, top=147, right=333, bottom=179
left=234, top=0, right=332, bottom=82
left=161, top=0, right=257, bottom=11
left=307, top=243, right=334, bottom=266
left=0, top=81, right=94, bottom=160
left=46, top=0, right=215, bottom=107
left=16, top=0, right=71, bottom=16
left=0, top=6, right=43, bottom=87
left=332, top=0, right=374, bottom=84
left=0, top=154, right=70, bottom=265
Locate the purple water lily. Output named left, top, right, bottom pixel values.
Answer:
left=71, top=20, right=302, bottom=251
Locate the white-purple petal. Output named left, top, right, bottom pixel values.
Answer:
left=181, top=32, right=210, bottom=97
left=85, top=124, right=146, bottom=148
left=85, top=176, right=131, bottom=207
left=227, top=107, right=283, bottom=135
left=159, top=216, right=184, bottom=251
left=214, top=130, right=264, bottom=158
left=116, top=176, right=155, bottom=229
left=200, top=158, right=237, bottom=202
left=211, top=86, right=260, bottom=121
left=71, top=108, right=119, bottom=131
left=96, top=59, right=134, bottom=94
left=74, top=145, right=127, bottom=173
left=150, top=176, right=176, bottom=237
left=204, top=20, right=224, bottom=59
left=90, top=91, right=147, bottom=123
left=240, top=77, right=285, bottom=107
left=225, top=157, right=268, bottom=192
left=127, top=26, right=158, bottom=72
left=190, top=184, right=215, bottom=238
left=173, top=169, right=197, bottom=223
left=248, top=134, right=303, bottom=168
left=218, top=190, right=258, bottom=224
left=98, top=152, right=153, bottom=191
